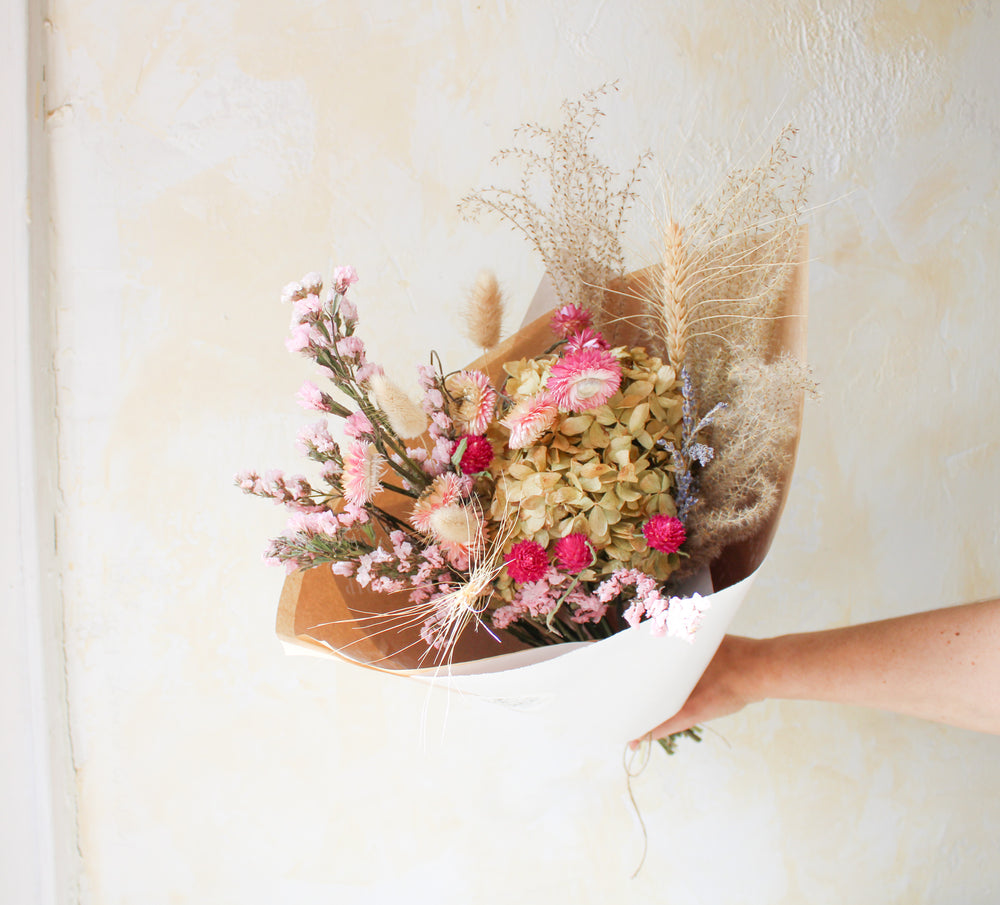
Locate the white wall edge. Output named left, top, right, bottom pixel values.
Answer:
left=1, top=1, right=79, bottom=903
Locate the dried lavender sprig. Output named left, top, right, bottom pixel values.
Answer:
left=657, top=366, right=726, bottom=522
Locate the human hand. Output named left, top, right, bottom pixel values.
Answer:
left=630, top=634, right=765, bottom=748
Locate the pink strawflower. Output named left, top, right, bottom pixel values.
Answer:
left=332, top=265, right=358, bottom=293
left=546, top=349, right=622, bottom=412
left=564, top=327, right=609, bottom=354
left=410, top=473, right=468, bottom=534
left=553, top=533, right=594, bottom=573
left=445, top=370, right=497, bottom=435
left=454, top=435, right=494, bottom=474
left=642, top=514, right=686, bottom=554
left=505, top=539, right=549, bottom=583
left=549, top=303, right=592, bottom=338
left=341, top=440, right=385, bottom=506
left=501, top=393, right=558, bottom=449
left=343, top=410, right=374, bottom=438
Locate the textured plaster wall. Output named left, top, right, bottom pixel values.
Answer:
left=45, top=2, right=1000, bottom=903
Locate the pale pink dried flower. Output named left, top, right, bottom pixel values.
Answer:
left=500, top=393, right=558, bottom=449
left=410, top=473, right=468, bottom=534
left=332, top=265, right=358, bottom=294
left=341, top=441, right=385, bottom=506
left=549, top=303, right=592, bottom=337
left=296, top=381, right=330, bottom=412
left=545, top=349, right=622, bottom=412
left=564, top=327, right=609, bottom=354
left=445, top=370, right=497, bottom=435
left=343, top=410, right=374, bottom=438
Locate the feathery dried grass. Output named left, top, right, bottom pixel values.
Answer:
left=683, top=355, right=816, bottom=563
left=459, top=83, right=648, bottom=320
left=464, top=269, right=504, bottom=349
left=463, top=93, right=812, bottom=574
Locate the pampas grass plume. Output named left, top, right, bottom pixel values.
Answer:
left=464, top=269, right=504, bottom=349
left=370, top=374, right=428, bottom=438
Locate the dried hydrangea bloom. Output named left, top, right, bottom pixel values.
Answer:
left=489, top=346, right=685, bottom=594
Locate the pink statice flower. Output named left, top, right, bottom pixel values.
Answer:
left=343, top=410, right=374, bottom=439
left=501, top=393, right=558, bottom=449
left=642, top=514, right=686, bottom=553
left=491, top=602, right=527, bottom=631
left=354, top=362, right=384, bottom=385
left=296, top=381, right=331, bottom=412
left=512, top=575, right=559, bottom=617
left=453, top=434, right=494, bottom=474
left=280, top=280, right=305, bottom=304
left=546, top=349, right=622, bottom=412
left=296, top=421, right=338, bottom=456
left=549, top=303, right=592, bottom=338
left=568, top=591, right=608, bottom=624
left=564, top=327, right=609, bottom=354
left=336, top=336, right=365, bottom=359
left=341, top=440, right=385, bottom=506
left=338, top=296, right=358, bottom=323
left=291, top=294, right=324, bottom=322
left=331, top=561, right=356, bottom=577
left=285, top=322, right=314, bottom=354
left=332, top=265, right=359, bottom=294
left=505, top=539, right=549, bottom=583
left=553, top=533, right=594, bottom=573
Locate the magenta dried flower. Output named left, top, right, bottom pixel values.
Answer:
left=642, top=514, right=686, bottom=554
left=505, top=539, right=549, bottom=583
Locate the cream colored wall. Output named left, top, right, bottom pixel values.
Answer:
left=45, top=2, right=1000, bottom=903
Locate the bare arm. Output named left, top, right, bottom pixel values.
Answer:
left=635, top=598, right=1000, bottom=745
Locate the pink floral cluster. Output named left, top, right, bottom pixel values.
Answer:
left=501, top=304, right=622, bottom=449
left=492, top=567, right=607, bottom=630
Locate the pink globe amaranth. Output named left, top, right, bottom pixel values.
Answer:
left=453, top=434, right=494, bottom=474
left=642, top=514, right=686, bottom=554
left=505, top=539, right=549, bottom=583
left=553, top=533, right=594, bottom=573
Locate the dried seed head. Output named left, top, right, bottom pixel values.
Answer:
left=464, top=269, right=504, bottom=349
left=369, top=374, right=428, bottom=438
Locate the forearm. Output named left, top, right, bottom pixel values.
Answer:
left=752, top=599, right=1000, bottom=733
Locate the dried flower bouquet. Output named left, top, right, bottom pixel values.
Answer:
left=239, top=88, right=811, bottom=745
